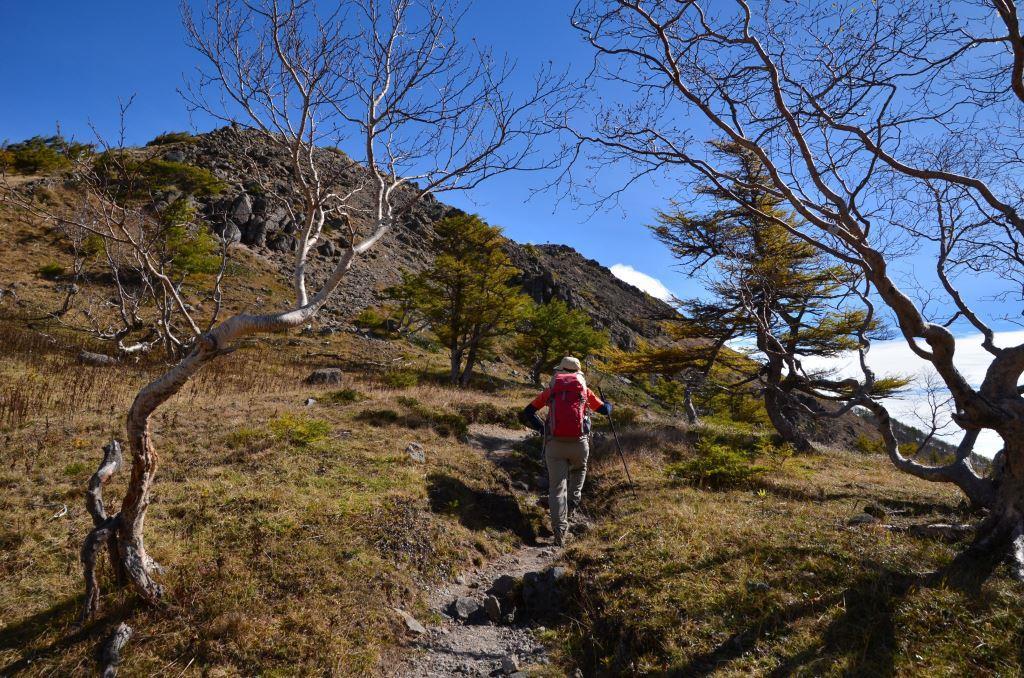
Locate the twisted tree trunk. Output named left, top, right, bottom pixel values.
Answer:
left=79, top=245, right=372, bottom=618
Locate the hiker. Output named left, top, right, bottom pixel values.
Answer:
left=519, top=356, right=612, bottom=546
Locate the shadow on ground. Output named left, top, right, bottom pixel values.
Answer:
left=427, top=472, right=543, bottom=544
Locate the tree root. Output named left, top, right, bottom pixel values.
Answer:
left=99, top=622, right=132, bottom=678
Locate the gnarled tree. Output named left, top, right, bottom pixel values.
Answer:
left=571, top=0, right=1024, bottom=569
left=4, top=0, right=569, bottom=619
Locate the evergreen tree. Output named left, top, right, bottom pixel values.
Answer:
left=513, top=299, right=608, bottom=385
left=392, top=213, right=529, bottom=386
left=629, top=141, right=903, bottom=448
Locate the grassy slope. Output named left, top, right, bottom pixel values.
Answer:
left=557, top=426, right=1023, bottom=676
left=2, top=189, right=1022, bottom=677
left=0, top=198, right=548, bottom=674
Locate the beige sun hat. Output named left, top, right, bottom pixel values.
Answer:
left=556, top=356, right=582, bottom=373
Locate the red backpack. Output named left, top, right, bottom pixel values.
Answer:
left=548, top=372, right=588, bottom=438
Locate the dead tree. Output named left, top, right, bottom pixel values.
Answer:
left=571, top=0, right=1024, bottom=572
left=2, top=0, right=569, bottom=619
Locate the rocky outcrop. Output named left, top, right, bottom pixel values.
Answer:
left=156, top=128, right=671, bottom=348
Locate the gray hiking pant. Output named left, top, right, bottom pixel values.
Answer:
left=545, top=436, right=589, bottom=539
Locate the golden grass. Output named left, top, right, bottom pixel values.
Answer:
left=555, top=429, right=1024, bottom=676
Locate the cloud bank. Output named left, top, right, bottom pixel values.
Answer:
left=610, top=264, right=673, bottom=302
left=802, top=330, right=1024, bottom=457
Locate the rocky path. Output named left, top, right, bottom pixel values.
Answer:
left=391, top=425, right=563, bottom=678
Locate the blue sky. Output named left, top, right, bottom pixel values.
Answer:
left=1, top=1, right=1017, bottom=454
left=0, top=0, right=697, bottom=303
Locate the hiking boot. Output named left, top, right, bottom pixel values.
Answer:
left=553, top=530, right=573, bottom=548
left=568, top=500, right=580, bottom=520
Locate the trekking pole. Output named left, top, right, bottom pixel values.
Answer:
left=597, top=386, right=639, bottom=501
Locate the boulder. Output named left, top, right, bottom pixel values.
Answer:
left=393, top=608, right=426, bottom=636
left=230, top=193, right=253, bottom=225
left=450, top=596, right=482, bottom=622
left=500, top=656, right=520, bottom=674
left=163, top=149, right=186, bottom=163
left=484, top=595, right=502, bottom=623
left=488, top=574, right=518, bottom=599
left=305, top=368, right=344, bottom=385
left=847, top=513, right=880, bottom=526
left=222, top=220, right=242, bottom=244
left=406, top=442, right=426, bottom=463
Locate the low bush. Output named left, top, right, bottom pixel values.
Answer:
left=668, top=441, right=768, bottom=489
left=323, top=388, right=364, bottom=404
left=269, top=414, right=331, bottom=447
left=146, top=131, right=195, bottom=146
left=37, top=262, right=65, bottom=279
left=2, top=135, right=94, bottom=174
left=381, top=369, right=419, bottom=388
left=357, top=398, right=468, bottom=438
left=454, top=401, right=522, bottom=428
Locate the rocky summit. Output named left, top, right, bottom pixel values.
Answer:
left=156, top=128, right=673, bottom=349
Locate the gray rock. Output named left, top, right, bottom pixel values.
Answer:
left=746, top=580, right=771, bottom=593
left=163, top=149, right=186, bottom=163
left=484, top=595, right=502, bottom=623
left=305, top=367, right=344, bottom=385
left=317, top=239, right=337, bottom=257
left=450, top=596, right=481, bottom=621
left=511, top=481, right=530, bottom=492
left=908, top=523, right=973, bottom=541
left=847, top=513, right=880, bottom=526
left=230, top=193, right=253, bottom=225
left=406, top=442, right=426, bottom=463
left=534, top=475, right=549, bottom=490
left=488, top=574, right=518, bottom=599
left=500, top=655, right=520, bottom=674
left=222, top=220, right=242, bottom=243
left=393, top=608, right=426, bottom=635
left=78, top=350, right=118, bottom=367
left=305, top=398, right=317, bottom=407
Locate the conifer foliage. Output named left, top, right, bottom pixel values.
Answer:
left=390, top=213, right=529, bottom=386
left=513, top=298, right=607, bottom=385
left=627, top=141, right=902, bottom=448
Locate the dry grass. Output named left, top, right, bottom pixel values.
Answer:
left=555, top=425, right=1024, bottom=676
left=0, top=202, right=548, bottom=674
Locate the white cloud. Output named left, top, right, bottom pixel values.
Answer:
left=802, top=331, right=1024, bottom=458
left=610, top=264, right=673, bottom=302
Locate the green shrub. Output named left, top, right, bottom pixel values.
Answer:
left=323, top=388, right=364, bottom=404
left=141, top=158, right=224, bottom=196
left=37, top=262, right=65, bottom=279
left=269, top=414, right=331, bottom=446
left=357, top=399, right=468, bottom=438
left=355, top=409, right=401, bottom=427
left=161, top=199, right=221, bottom=275
left=225, top=426, right=270, bottom=451
left=63, top=461, right=89, bottom=477
left=146, top=131, right=195, bottom=146
left=455, top=402, right=521, bottom=428
left=2, top=135, right=94, bottom=174
left=382, top=369, right=419, bottom=388
left=355, top=307, right=388, bottom=330
left=93, top=153, right=225, bottom=197
left=668, top=441, right=768, bottom=489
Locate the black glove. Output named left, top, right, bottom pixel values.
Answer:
left=519, top=404, right=545, bottom=433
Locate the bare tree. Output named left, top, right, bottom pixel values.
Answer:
left=0, top=0, right=569, bottom=619
left=571, top=0, right=1024, bottom=571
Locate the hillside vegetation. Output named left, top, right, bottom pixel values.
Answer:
left=0, top=188, right=1020, bottom=676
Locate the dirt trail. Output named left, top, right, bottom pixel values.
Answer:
left=393, top=424, right=560, bottom=677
